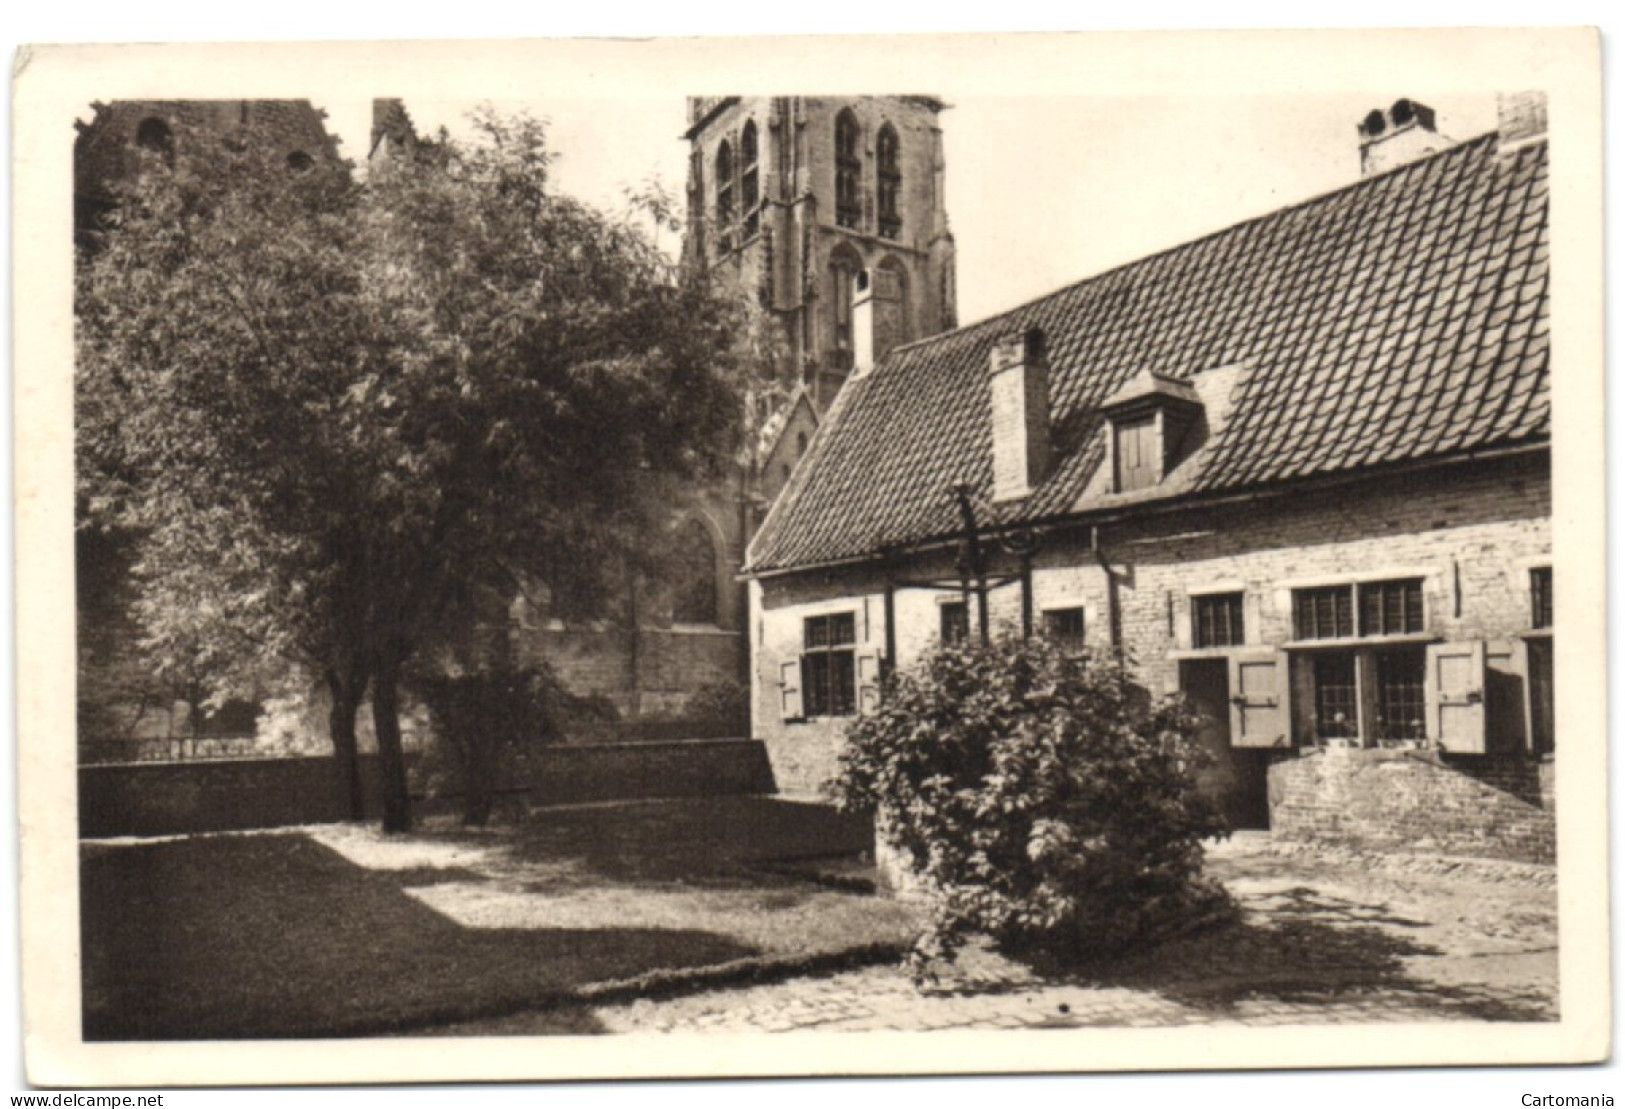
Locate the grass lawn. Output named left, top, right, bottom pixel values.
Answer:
left=81, top=798, right=917, bottom=1039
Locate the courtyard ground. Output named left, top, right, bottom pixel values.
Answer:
left=79, top=797, right=915, bottom=1039
left=531, top=838, right=1559, bottom=1034
left=80, top=800, right=1557, bottom=1039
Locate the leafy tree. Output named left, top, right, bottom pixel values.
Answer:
left=415, top=661, right=616, bottom=826
left=77, top=110, right=747, bottom=831
left=831, top=636, right=1233, bottom=977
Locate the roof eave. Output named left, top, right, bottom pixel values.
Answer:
left=743, top=439, right=1550, bottom=581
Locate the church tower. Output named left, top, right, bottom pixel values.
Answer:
left=683, top=97, right=958, bottom=415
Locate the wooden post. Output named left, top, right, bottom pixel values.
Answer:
left=883, top=579, right=898, bottom=681
left=954, top=485, right=990, bottom=645
left=1020, top=553, right=1034, bottom=640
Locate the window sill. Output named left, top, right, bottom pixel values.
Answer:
left=1281, top=632, right=1441, bottom=651
left=664, top=623, right=735, bottom=637
left=1168, top=646, right=1249, bottom=660
left=1520, top=628, right=1554, bottom=639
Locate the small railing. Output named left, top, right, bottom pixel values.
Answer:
left=79, top=734, right=265, bottom=766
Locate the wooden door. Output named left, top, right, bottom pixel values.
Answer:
left=1182, top=659, right=1269, bottom=830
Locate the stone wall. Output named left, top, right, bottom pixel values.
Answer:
left=1268, top=747, right=1555, bottom=863
left=524, top=739, right=775, bottom=806
left=79, top=755, right=397, bottom=839
left=80, top=740, right=777, bottom=839
left=512, top=624, right=743, bottom=720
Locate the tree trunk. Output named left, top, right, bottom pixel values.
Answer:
left=325, top=667, right=367, bottom=821
left=372, top=651, right=414, bottom=834
left=463, top=738, right=494, bottom=827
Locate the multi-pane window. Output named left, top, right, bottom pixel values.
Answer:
left=1042, top=607, right=1086, bottom=652
left=1294, top=585, right=1355, bottom=640
left=1528, top=638, right=1554, bottom=754
left=1114, top=414, right=1158, bottom=492
left=803, top=613, right=856, bottom=716
left=1291, top=578, right=1434, bottom=747
left=1295, top=579, right=1423, bottom=640
left=1529, top=565, right=1554, bottom=753
left=940, top=600, right=969, bottom=645
left=835, top=110, right=862, bottom=229
left=1530, top=566, right=1553, bottom=629
left=740, top=121, right=760, bottom=239
left=1374, top=647, right=1427, bottom=741
left=1358, top=578, right=1424, bottom=636
left=1193, top=592, right=1245, bottom=648
left=1311, top=653, right=1359, bottom=739
left=876, top=124, right=901, bottom=239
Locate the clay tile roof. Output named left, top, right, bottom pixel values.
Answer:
left=747, top=133, right=1550, bottom=574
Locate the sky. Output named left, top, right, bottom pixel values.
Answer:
left=317, top=92, right=1499, bottom=326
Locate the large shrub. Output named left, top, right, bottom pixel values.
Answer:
left=832, top=635, right=1232, bottom=976
left=679, top=678, right=750, bottom=736
left=416, top=663, right=617, bottom=826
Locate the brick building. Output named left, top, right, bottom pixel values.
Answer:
left=743, top=96, right=1555, bottom=863
left=75, top=99, right=345, bottom=249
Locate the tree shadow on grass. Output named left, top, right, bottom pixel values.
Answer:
left=80, top=834, right=761, bottom=1040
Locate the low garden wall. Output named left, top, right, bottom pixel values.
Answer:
left=523, top=738, right=775, bottom=806
left=1267, top=747, right=1555, bottom=864
left=79, top=755, right=398, bottom=839
left=80, top=739, right=778, bottom=839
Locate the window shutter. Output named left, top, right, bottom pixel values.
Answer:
left=1426, top=640, right=1487, bottom=754
left=779, top=658, right=803, bottom=721
left=1172, top=593, right=1192, bottom=650
left=856, top=650, right=883, bottom=713
left=1227, top=650, right=1290, bottom=748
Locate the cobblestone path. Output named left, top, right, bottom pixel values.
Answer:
left=446, top=835, right=1557, bottom=1035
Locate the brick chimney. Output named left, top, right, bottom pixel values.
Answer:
left=988, top=328, right=1050, bottom=502
left=1497, top=91, right=1548, bottom=155
left=1357, top=98, right=1449, bottom=177
left=852, top=266, right=904, bottom=378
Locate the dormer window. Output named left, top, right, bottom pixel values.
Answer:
left=1099, top=370, right=1203, bottom=494
left=1114, top=413, right=1157, bottom=492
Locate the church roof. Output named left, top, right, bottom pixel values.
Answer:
left=747, top=131, right=1549, bottom=574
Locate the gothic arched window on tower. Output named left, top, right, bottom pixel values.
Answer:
left=715, top=140, right=735, bottom=253
left=835, top=110, right=862, bottom=230
left=740, top=121, right=760, bottom=240
left=829, top=247, right=862, bottom=363
left=878, top=255, right=912, bottom=346
left=671, top=520, right=719, bottom=626
left=877, top=123, right=901, bottom=239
